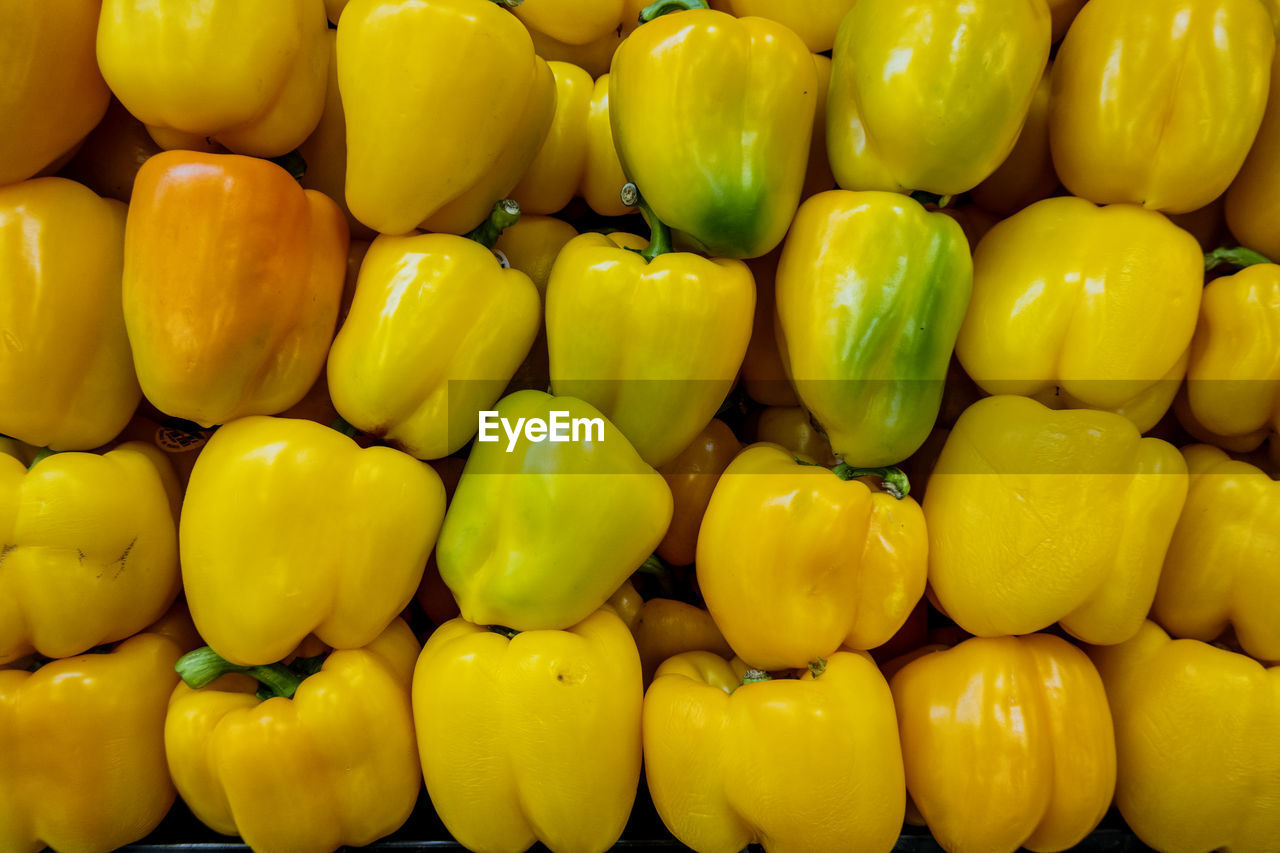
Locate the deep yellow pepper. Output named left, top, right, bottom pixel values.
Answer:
left=1050, top=0, right=1273, bottom=214
left=0, top=443, right=180, bottom=664
left=546, top=224, right=755, bottom=469
left=697, top=444, right=927, bottom=670
left=414, top=608, right=641, bottom=853
left=956, top=197, right=1203, bottom=431
left=776, top=190, right=973, bottom=466
left=827, top=0, right=1050, bottom=196
left=124, top=151, right=348, bottom=427
left=582, top=74, right=635, bottom=217
left=891, top=635, right=1116, bottom=853
left=0, top=177, right=139, bottom=450
left=925, top=396, right=1188, bottom=644
left=610, top=6, right=816, bottom=259
left=1227, top=56, right=1280, bottom=259
left=1089, top=621, right=1280, bottom=853
left=1153, top=445, right=1280, bottom=663
left=339, top=0, right=555, bottom=235
left=752, top=407, right=836, bottom=466
left=180, top=416, right=445, bottom=665
left=97, top=0, right=329, bottom=157
left=656, top=419, right=741, bottom=567
left=1182, top=262, right=1280, bottom=446
left=0, top=631, right=184, bottom=853
left=514, top=0, right=632, bottom=46
left=0, top=0, right=109, bottom=186
left=437, top=390, right=672, bottom=631
left=708, top=0, right=857, bottom=53
left=166, top=619, right=421, bottom=853
left=971, top=63, right=1057, bottom=217
left=644, top=650, right=905, bottom=853
left=631, top=598, right=733, bottom=684
left=327, top=203, right=541, bottom=460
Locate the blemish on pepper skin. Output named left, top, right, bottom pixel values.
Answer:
left=98, top=537, right=138, bottom=580
left=0, top=544, right=13, bottom=568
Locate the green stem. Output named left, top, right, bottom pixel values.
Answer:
left=27, top=447, right=56, bottom=469
left=487, top=0, right=523, bottom=6
left=909, top=190, right=953, bottom=209
left=640, top=0, right=708, bottom=22
left=807, top=658, right=827, bottom=679
left=487, top=625, right=520, bottom=639
left=741, top=669, right=772, bottom=685
left=832, top=463, right=911, bottom=500
left=268, top=151, right=307, bottom=181
left=175, top=647, right=304, bottom=699
left=620, top=183, right=671, bottom=261
left=465, top=199, right=521, bottom=250
left=638, top=553, right=672, bottom=576
left=329, top=416, right=359, bottom=438
left=1204, top=246, right=1273, bottom=273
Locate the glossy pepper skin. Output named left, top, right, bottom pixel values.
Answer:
left=644, top=650, right=906, bottom=853
left=339, top=0, right=555, bottom=235
left=1227, top=56, right=1280, bottom=260
left=0, top=632, right=183, bottom=853
left=753, top=407, right=836, bottom=467
left=632, top=598, right=734, bottom=685
left=512, top=62, right=594, bottom=216
left=414, top=609, right=642, bottom=853
left=709, top=0, right=856, bottom=53
left=610, top=9, right=816, bottom=259
left=776, top=191, right=973, bottom=467
left=1154, top=446, right=1280, bottom=662
left=925, top=396, right=1188, bottom=644
left=1089, top=622, right=1280, bottom=853
left=180, top=416, right=445, bottom=666
left=1184, top=264, right=1280, bottom=443
left=892, top=635, right=1116, bottom=853
left=0, top=0, right=110, bottom=186
left=698, top=444, right=927, bottom=670
left=327, top=221, right=541, bottom=461
left=547, top=232, right=755, bottom=469
left=97, top=0, right=328, bottom=157
left=0, top=443, right=180, bottom=664
left=582, top=74, right=634, bottom=217
left=956, top=197, right=1203, bottom=431
left=656, top=419, right=742, bottom=567
left=166, top=620, right=421, bottom=853
left=971, top=63, right=1057, bottom=217
left=827, top=0, right=1049, bottom=196
left=514, top=0, right=630, bottom=46
left=124, top=151, right=347, bottom=427
left=0, top=178, right=139, bottom=449
left=1050, top=0, right=1273, bottom=214
left=437, top=390, right=673, bottom=632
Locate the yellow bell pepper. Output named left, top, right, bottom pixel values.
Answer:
left=437, top=390, right=672, bottom=632
left=166, top=619, right=421, bottom=853
left=339, top=0, right=555, bottom=235
left=582, top=74, right=635, bottom=217
left=631, top=598, right=733, bottom=684
left=327, top=202, right=541, bottom=460
left=518, top=0, right=645, bottom=79
left=644, top=650, right=905, bottom=853
left=123, top=151, right=348, bottom=427
left=512, top=62, right=594, bottom=215
left=776, top=190, right=973, bottom=466
left=414, top=608, right=642, bottom=853
left=297, top=30, right=373, bottom=240
left=739, top=252, right=799, bottom=407
left=656, top=419, right=742, bottom=567
left=514, top=0, right=630, bottom=46
left=801, top=54, right=836, bottom=200
left=752, top=407, right=836, bottom=467
left=1050, top=0, right=1273, bottom=214
left=180, top=416, right=446, bottom=665
left=925, top=395, right=1188, bottom=644
left=324, top=0, right=348, bottom=25
left=0, top=631, right=184, bottom=853
left=709, top=0, right=857, bottom=53
left=1089, top=621, right=1280, bottom=853
left=0, top=0, right=109, bottom=186
left=96, top=0, right=329, bottom=157
left=546, top=216, right=755, bottom=469
left=891, top=635, right=1116, bottom=853
left=0, top=177, right=139, bottom=450
left=1183, top=260, right=1280, bottom=443
left=1153, top=446, right=1280, bottom=662
left=697, top=443, right=926, bottom=670
left=59, top=99, right=163, bottom=204
left=1228, top=42, right=1280, bottom=259
left=956, top=197, right=1203, bottom=430
left=610, top=6, right=816, bottom=259
left=827, top=0, right=1050, bottom=196
left=0, top=443, right=180, bottom=664
left=607, top=579, right=644, bottom=629
left=971, top=63, right=1057, bottom=216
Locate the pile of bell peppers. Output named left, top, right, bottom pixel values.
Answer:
left=2, top=1, right=1280, bottom=852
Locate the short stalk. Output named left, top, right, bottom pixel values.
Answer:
left=620, top=183, right=671, bottom=261
left=832, top=463, right=911, bottom=500
left=639, top=0, right=708, bottom=22
left=741, top=669, right=772, bottom=685
left=465, top=199, right=522, bottom=250
left=175, top=647, right=305, bottom=700
left=1204, top=246, right=1273, bottom=273
left=27, top=447, right=57, bottom=469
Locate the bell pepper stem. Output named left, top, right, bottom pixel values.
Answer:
left=268, top=151, right=308, bottom=181
left=638, top=553, right=673, bottom=576
left=620, top=183, right=672, bottom=261
left=27, top=447, right=57, bottom=469
left=832, top=463, right=911, bottom=499
left=329, top=416, right=359, bottom=438
left=807, top=657, right=827, bottom=678
left=487, top=625, right=520, bottom=639
left=909, top=190, right=953, bottom=209
left=639, top=0, right=708, bottom=22
left=741, top=669, right=772, bottom=685
left=465, top=199, right=522, bottom=250
left=487, top=0, right=523, bottom=6
left=1204, top=246, right=1273, bottom=273
left=175, top=646, right=304, bottom=699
